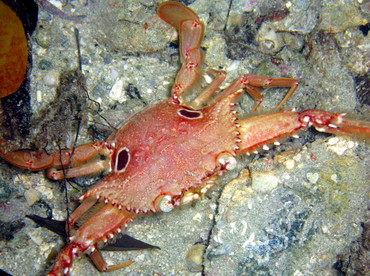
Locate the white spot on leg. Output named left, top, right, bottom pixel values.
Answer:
left=204, top=73, right=212, bottom=83
left=302, top=116, right=310, bottom=123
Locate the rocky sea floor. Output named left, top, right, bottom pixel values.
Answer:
left=0, top=0, right=369, bottom=275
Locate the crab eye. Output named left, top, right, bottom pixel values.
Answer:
left=178, top=108, right=203, bottom=119
left=115, top=147, right=130, bottom=173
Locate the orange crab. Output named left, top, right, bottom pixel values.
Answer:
left=0, top=2, right=369, bottom=275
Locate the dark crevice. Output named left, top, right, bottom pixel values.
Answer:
left=201, top=185, right=225, bottom=275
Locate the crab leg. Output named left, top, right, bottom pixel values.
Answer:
left=89, top=250, right=134, bottom=272
left=210, top=74, right=299, bottom=111
left=48, top=203, right=135, bottom=276
left=0, top=140, right=113, bottom=180
left=66, top=197, right=98, bottom=233
left=158, top=1, right=204, bottom=101
left=158, top=2, right=299, bottom=110
left=0, top=139, right=54, bottom=170
left=47, top=142, right=113, bottom=180
left=236, top=110, right=370, bottom=154
left=243, top=75, right=299, bottom=111
left=190, top=69, right=227, bottom=108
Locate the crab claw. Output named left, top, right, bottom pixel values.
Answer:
left=236, top=110, right=370, bottom=155
left=0, top=139, right=54, bottom=171
left=299, top=110, right=370, bottom=138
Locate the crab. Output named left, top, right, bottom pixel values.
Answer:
left=0, top=1, right=369, bottom=276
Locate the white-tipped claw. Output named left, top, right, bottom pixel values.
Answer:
left=217, top=152, right=237, bottom=170
left=157, top=195, right=174, bottom=212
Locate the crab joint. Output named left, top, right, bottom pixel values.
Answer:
left=216, top=152, right=237, bottom=170
left=181, top=191, right=200, bottom=205
left=155, top=195, right=174, bottom=213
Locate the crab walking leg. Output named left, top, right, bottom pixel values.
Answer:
left=0, top=140, right=113, bottom=180
left=158, top=2, right=299, bottom=110
left=210, top=75, right=299, bottom=111
left=48, top=203, right=134, bottom=276
left=190, top=70, right=227, bottom=108
left=46, top=157, right=111, bottom=180
left=158, top=1, right=204, bottom=100
left=245, top=76, right=299, bottom=111
left=236, top=110, right=370, bottom=154
left=66, top=197, right=98, bottom=233
left=89, top=250, right=134, bottom=272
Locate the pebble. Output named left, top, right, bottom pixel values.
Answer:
left=327, top=137, right=357, bottom=155
left=284, top=159, right=295, bottom=170
left=38, top=59, right=52, bottom=70
left=306, top=172, right=319, bottom=184
left=255, top=23, right=284, bottom=53
left=27, top=229, right=43, bottom=245
left=327, top=137, right=339, bottom=145
left=293, top=270, right=304, bottom=276
left=109, top=79, right=126, bottom=103
left=43, top=70, right=60, bottom=87
left=24, top=189, right=40, bottom=206
left=35, top=185, right=54, bottom=200
left=110, top=69, right=119, bottom=79
left=251, top=170, right=279, bottom=192
left=227, top=60, right=241, bottom=71
left=186, top=243, right=205, bottom=272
